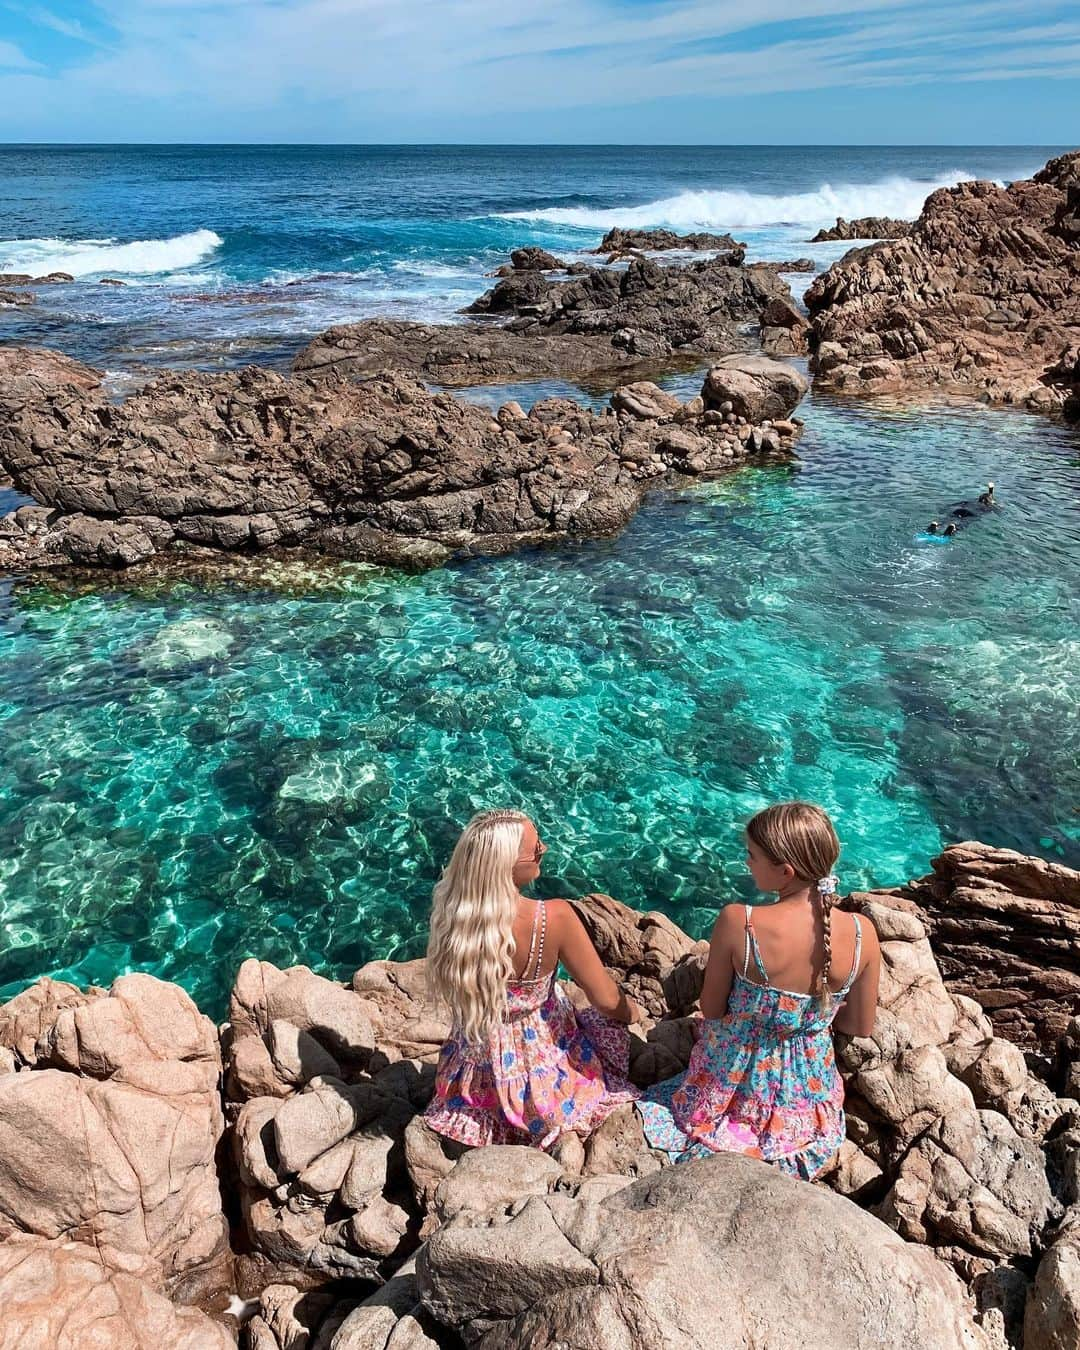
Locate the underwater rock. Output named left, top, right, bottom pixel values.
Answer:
left=0, top=357, right=805, bottom=574
left=806, top=149, right=1080, bottom=416
left=139, top=616, right=235, bottom=670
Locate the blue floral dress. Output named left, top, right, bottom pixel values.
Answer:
left=637, top=905, right=862, bottom=1180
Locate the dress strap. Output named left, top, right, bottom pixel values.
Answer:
left=521, top=899, right=542, bottom=979
left=743, top=906, right=769, bottom=982
left=531, top=901, right=548, bottom=980
left=839, top=915, right=863, bottom=997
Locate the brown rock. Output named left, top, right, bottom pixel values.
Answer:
left=810, top=215, right=912, bottom=242
left=806, top=152, right=1080, bottom=417
left=0, top=1237, right=234, bottom=1350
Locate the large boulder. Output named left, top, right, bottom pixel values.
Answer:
left=810, top=215, right=912, bottom=242
left=0, top=1237, right=234, bottom=1350
left=806, top=150, right=1080, bottom=417
left=1025, top=1205, right=1080, bottom=1349
left=417, top=1153, right=990, bottom=1348
left=0, top=973, right=229, bottom=1298
left=702, top=354, right=810, bottom=422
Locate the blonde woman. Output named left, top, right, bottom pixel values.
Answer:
left=424, top=809, right=643, bottom=1149
left=637, top=801, right=880, bottom=1179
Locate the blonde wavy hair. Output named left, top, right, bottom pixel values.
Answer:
left=426, top=808, right=528, bottom=1044
left=746, top=801, right=841, bottom=1009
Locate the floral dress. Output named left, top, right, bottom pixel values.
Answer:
left=424, top=901, right=638, bottom=1149
left=637, top=905, right=863, bottom=1180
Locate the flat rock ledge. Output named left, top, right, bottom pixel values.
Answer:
left=805, top=149, right=1080, bottom=418
left=0, top=347, right=807, bottom=575
left=1, top=839, right=1078, bottom=1348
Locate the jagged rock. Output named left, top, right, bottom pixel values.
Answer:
left=0, top=271, right=73, bottom=284
left=863, top=842, right=1080, bottom=1048
left=591, top=227, right=743, bottom=254
left=0, top=290, right=33, bottom=308
left=0, top=345, right=103, bottom=399
left=1025, top=1205, right=1080, bottom=1349
left=876, top=1107, right=1056, bottom=1257
left=417, top=1154, right=990, bottom=1348
left=463, top=254, right=782, bottom=359
left=0, top=974, right=229, bottom=1298
left=608, top=381, right=684, bottom=420
left=806, top=151, right=1080, bottom=416
left=0, top=359, right=804, bottom=575
left=569, top=892, right=705, bottom=1020
left=703, top=354, right=810, bottom=422
left=0, top=1237, right=235, bottom=1350
left=810, top=215, right=912, bottom=242
left=350, top=959, right=450, bottom=1068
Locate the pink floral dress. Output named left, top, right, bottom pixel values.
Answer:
left=424, top=901, right=638, bottom=1149
left=637, top=905, right=863, bottom=1180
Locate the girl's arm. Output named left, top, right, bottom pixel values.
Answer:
left=699, top=905, right=741, bottom=1019
left=551, top=901, right=644, bottom=1023
left=832, top=917, right=881, bottom=1038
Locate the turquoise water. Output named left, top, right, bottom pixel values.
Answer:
left=2, top=382, right=1077, bottom=1013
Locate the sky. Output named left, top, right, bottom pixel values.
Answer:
left=0, top=0, right=1078, bottom=144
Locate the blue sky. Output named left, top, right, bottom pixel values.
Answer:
left=1, top=0, right=1078, bottom=143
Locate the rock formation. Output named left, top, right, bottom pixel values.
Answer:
left=809, top=216, right=911, bottom=242
left=462, top=254, right=782, bottom=363
left=591, top=227, right=744, bottom=254
left=0, top=973, right=231, bottom=1301
left=861, top=842, right=1080, bottom=1049
left=0, top=1237, right=235, bottom=1350
left=805, top=150, right=1080, bottom=417
left=1, top=843, right=1076, bottom=1347
left=0, top=351, right=806, bottom=574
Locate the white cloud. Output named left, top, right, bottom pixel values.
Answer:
left=0, top=38, right=40, bottom=68
left=3, top=0, right=1079, bottom=135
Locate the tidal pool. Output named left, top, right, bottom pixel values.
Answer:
left=1, top=388, right=1077, bottom=1013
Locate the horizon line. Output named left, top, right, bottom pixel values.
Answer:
left=0, top=140, right=1071, bottom=150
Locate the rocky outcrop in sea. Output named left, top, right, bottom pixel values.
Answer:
left=0, top=350, right=806, bottom=575
left=805, top=150, right=1080, bottom=417
left=0, top=839, right=1077, bottom=1348
left=809, top=215, right=911, bottom=242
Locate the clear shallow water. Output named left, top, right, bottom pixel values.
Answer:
left=0, top=144, right=1064, bottom=374
left=2, top=383, right=1077, bottom=1014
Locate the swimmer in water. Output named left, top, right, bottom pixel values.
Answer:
left=978, top=481, right=995, bottom=508
left=927, top=520, right=940, bottom=534
left=943, top=522, right=958, bottom=537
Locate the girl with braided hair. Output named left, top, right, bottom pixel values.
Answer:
left=637, top=801, right=880, bottom=1179
left=424, top=809, right=643, bottom=1149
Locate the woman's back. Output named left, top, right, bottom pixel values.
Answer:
left=738, top=899, right=863, bottom=997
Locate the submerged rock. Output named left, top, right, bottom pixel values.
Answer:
left=806, top=150, right=1080, bottom=417
left=0, top=355, right=805, bottom=574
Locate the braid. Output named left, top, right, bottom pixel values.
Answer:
left=816, top=875, right=838, bottom=1010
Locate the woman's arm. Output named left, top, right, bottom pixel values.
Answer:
left=699, top=905, right=741, bottom=1019
left=832, top=917, right=881, bottom=1038
left=551, top=901, right=644, bottom=1024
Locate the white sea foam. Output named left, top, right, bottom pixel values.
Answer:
left=499, top=172, right=996, bottom=231
left=0, top=228, right=223, bottom=278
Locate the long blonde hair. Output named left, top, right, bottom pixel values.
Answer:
left=426, top=809, right=528, bottom=1044
left=746, top=801, right=841, bottom=1009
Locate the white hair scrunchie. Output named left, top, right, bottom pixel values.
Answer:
left=817, top=874, right=839, bottom=897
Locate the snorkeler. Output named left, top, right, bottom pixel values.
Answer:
left=927, top=521, right=940, bottom=534
left=943, top=522, right=958, bottom=537
left=978, top=481, right=995, bottom=508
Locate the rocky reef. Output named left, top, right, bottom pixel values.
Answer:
left=806, top=150, right=1080, bottom=417
left=0, top=348, right=807, bottom=575
left=809, top=215, right=911, bottom=242
left=0, top=840, right=1077, bottom=1348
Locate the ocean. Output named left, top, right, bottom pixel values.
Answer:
left=1, top=145, right=1077, bottom=1012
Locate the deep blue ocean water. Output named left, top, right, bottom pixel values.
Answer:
left=1, top=145, right=1077, bottom=1013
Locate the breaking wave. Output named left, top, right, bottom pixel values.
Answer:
left=0, top=228, right=223, bottom=278
left=498, top=172, right=992, bottom=231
